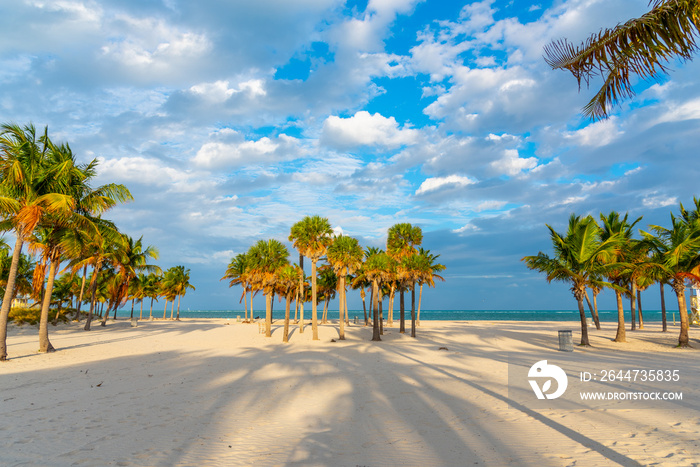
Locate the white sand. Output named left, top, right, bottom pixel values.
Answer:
left=1, top=319, right=699, bottom=466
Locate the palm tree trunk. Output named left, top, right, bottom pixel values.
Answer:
left=265, top=292, right=272, bottom=337
left=636, top=289, right=644, bottom=329
left=417, top=283, right=423, bottom=327
left=242, top=286, right=247, bottom=322
left=149, top=297, right=154, bottom=320
left=577, top=295, right=590, bottom=346
left=410, top=282, right=416, bottom=338
left=584, top=289, right=601, bottom=329
left=283, top=291, right=291, bottom=343
left=311, top=260, right=319, bottom=340
left=0, top=237, right=25, bottom=361
left=322, top=297, right=328, bottom=324
left=593, top=288, right=600, bottom=325
left=176, top=295, right=181, bottom=320
left=170, top=300, right=175, bottom=320
left=371, top=280, right=381, bottom=341
left=660, top=282, right=667, bottom=332
left=379, top=299, right=383, bottom=335
left=388, top=286, right=395, bottom=327
left=361, top=288, right=368, bottom=326
left=130, top=299, right=135, bottom=319
left=614, top=290, right=626, bottom=342
left=339, top=276, right=345, bottom=340
left=84, top=263, right=102, bottom=331
left=250, top=289, right=254, bottom=322
left=76, top=264, right=87, bottom=322
left=672, top=278, right=690, bottom=347
left=139, top=299, right=143, bottom=320
left=368, top=286, right=374, bottom=326
left=630, top=285, right=637, bottom=331
left=163, top=299, right=168, bottom=319
left=399, top=289, right=405, bottom=334
left=38, top=258, right=59, bottom=353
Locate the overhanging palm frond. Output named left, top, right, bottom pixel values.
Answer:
left=544, top=0, right=700, bottom=119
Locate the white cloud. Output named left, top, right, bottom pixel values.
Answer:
left=643, top=193, right=677, bottom=209
left=565, top=117, right=623, bottom=147
left=490, top=149, right=538, bottom=176
left=415, top=175, right=476, bottom=195
left=193, top=134, right=303, bottom=169
left=321, top=111, right=419, bottom=149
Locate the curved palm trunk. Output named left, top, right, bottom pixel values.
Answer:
left=614, top=290, right=626, bottom=342
left=672, top=278, right=690, bottom=347
left=636, top=289, right=644, bottom=329
left=242, top=286, right=248, bottom=323
left=338, top=275, right=346, bottom=340
left=283, top=290, right=291, bottom=343
left=249, top=289, right=254, bottom=322
left=371, top=280, right=381, bottom=341
left=361, top=288, right=368, bottom=326
left=176, top=295, right=181, bottom=320
left=170, top=300, right=175, bottom=320
left=322, top=297, right=328, bottom=324
left=38, top=258, right=59, bottom=353
left=0, top=236, right=24, bottom=361
left=410, top=282, right=416, bottom=338
left=76, top=264, right=88, bottom=322
left=163, top=299, right=168, bottom=319
left=417, top=283, right=423, bottom=327
left=130, top=299, right=135, bottom=319
left=311, top=260, right=319, bottom=340
left=660, top=282, right=667, bottom=332
left=149, top=297, right=154, bottom=320
left=265, top=292, right=272, bottom=337
left=584, top=289, right=601, bottom=329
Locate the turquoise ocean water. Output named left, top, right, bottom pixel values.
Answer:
left=118, top=308, right=680, bottom=322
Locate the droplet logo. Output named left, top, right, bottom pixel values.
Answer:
left=528, top=360, right=568, bottom=399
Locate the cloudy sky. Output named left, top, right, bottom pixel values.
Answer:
left=2, top=0, right=699, bottom=312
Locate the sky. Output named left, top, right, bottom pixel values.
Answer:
left=1, top=0, right=699, bottom=312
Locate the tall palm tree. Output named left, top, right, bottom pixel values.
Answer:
left=642, top=214, right=700, bottom=347
left=316, top=265, right=337, bottom=324
left=387, top=223, right=422, bottom=334
left=163, top=265, right=194, bottom=320
left=599, top=211, right=642, bottom=343
left=416, top=248, right=445, bottom=326
left=289, top=215, right=333, bottom=341
left=523, top=215, right=619, bottom=346
left=364, top=252, right=393, bottom=341
left=327, top=235, right=364, bottom=340
left=247, top=239, right=289, bottom=337
left=544, top=0, right=700, bottom=119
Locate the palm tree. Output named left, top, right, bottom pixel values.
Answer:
left=289, top=215, right=333, bottom=341
left=316, top=265, right=337, bottom=324
left=163, top=265, right=194, bottom=320
left=387, top=223, right=422, bottom=334
left=327, top=235, right=364, bottom=340
left=247, top=239, right=289, bottom=337
left=0, top=123, right=74, bottom=360
left=642, top=214, right=700, bottom=347
left=599, top=211, right=642, bottom=342
left=222, top=253, right=249, bottom=321
left=364, top=252, right=393, bottom=341
left=544, top=0, right=700, bottom=119
left=416, top=248, right=445, bottom=326
left=523, top=215, right=619, bottom=346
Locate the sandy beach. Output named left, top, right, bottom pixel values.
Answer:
left=1, top=319, right=699, bottom=467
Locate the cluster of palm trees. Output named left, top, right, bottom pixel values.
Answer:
left=223, top=216, right=445, bottom=342
left=0, top=122, right=194, bottom=361
left=523, top=200, right=700, bottom=348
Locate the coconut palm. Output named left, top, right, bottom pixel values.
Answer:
left=387, top=223, right=422, bottom=334
left=289, top=215, right=333, bottom=341
left=599, top=211, right=642, bottom=342
left=363, top=252, right=393, bottom=341
left=544, top=0, right=700, bottom=120
left=162, top=265, right=194, bottom=320
left=327, top=235, right=364, bottom=340
left=642, top=214, right=700, bottom=347
left=523, top=215, right=619, bottom=346
left=316, top=265, right=336, bottom=324
left=247, top=239, right=289, bottom=337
